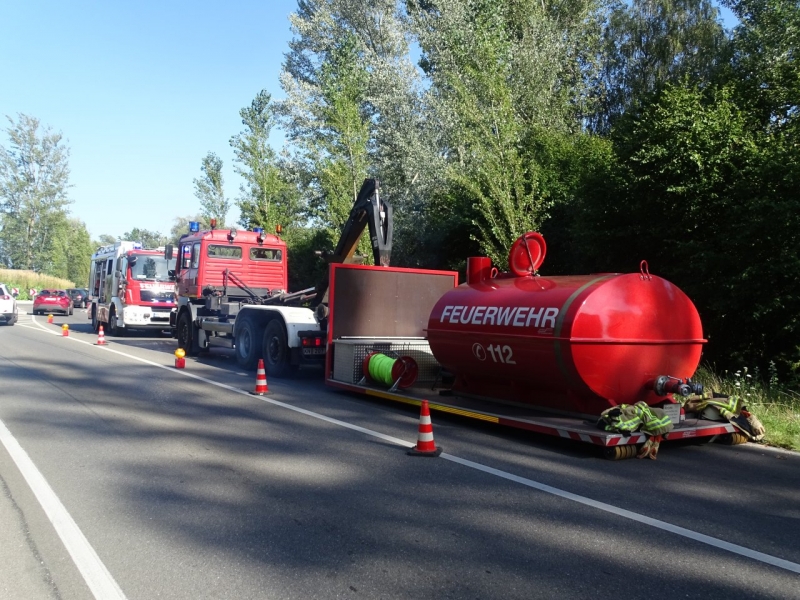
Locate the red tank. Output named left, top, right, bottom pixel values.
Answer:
left=426, top=238, right=705, bottom=417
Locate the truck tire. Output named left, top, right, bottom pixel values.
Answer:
left=91, top=306, right=99, bottom=332
left=177, top=311, right=199, bottom=356
left=235, top=317, right=262, bottom=370
left=108, top=307, right=126, bottom=337
left=263, top=319, right=293, bottom=378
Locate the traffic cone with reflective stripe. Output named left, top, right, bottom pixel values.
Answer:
left=95, top=325, right=107, bottom=346
left=47, top=314, right=53, bottom=324
left=408, top=400, right=442, bottom=457
left=61, top=324, right=69, bottom=337
left=250, top=359, right=269, bottom=395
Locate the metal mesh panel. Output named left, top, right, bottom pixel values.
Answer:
left=332, top=338, right=441, bottom=385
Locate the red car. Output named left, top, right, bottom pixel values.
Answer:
left=33, top=289, right=74, bottom=316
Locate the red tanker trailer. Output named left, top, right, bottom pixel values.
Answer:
left=427, top=239, right=704, bottom=416
left=324, top=233, right=738, bottom=458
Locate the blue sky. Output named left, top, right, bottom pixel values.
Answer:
left=1, top=0, right=298, bottom=240
left=2, top=1, right=737, bottom=242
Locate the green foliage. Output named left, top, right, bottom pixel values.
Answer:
left=231, top=91, right=302, bottom=234
left=283, top=226, right=330, bottom=292
left=0, top=114, right=72, bottom=273
left=723, top=0, right=800, bottom=130
left=193, top=152, right=230, bottom=227
left=94, top=234, right=116, bottom=247
left=694, top=365, right=800, bottom=450
left=406, top=0, right=599, bottom=265
left=282, top=15, right=374, bottom=261
left=592, top=0, right=726, bottom=132
left=121, top=228, right=170, bottom=249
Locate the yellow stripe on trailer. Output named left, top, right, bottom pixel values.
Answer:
left=363, top=389, right=499, bottom=423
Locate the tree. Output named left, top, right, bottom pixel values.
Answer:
left=406, top=0, right=598, bottom=265
left=121, top=228, right=169, bottom=249
left=723, top=0, right=800, bottom=131
left=590, top=0, right=726, bottom=132
left=94, top=234, right=117, bottom=247
left=230, top=91, right=301, bottom=233
left=0, top=114, right=72, bottom=271
left=281, top=0, right=440, bottom=264
left=49, top=218, right=92, bottom=284
left=193, top=152, right=230, bottom=227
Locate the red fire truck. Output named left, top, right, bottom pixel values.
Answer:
left=88, top=241, right=177, bottom=336
left=168, top=179, right=392, bottom=376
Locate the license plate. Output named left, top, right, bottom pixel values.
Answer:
left=303, top=347, right=326, bottom=356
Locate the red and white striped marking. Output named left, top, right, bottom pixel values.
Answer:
left=251, top=359, right=269, bottom=395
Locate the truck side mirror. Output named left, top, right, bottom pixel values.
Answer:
left=165, top=244, right=173, bottom=261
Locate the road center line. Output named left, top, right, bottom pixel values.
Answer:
left=0, top=420, right=128, bottom=600
left=28, top=317, right=800, bottom=575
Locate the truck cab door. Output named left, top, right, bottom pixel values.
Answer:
left=177, top=242, right=200, bottom=297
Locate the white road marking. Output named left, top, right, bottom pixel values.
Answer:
left=0, top=420, right=128, bottom=600
left=25, top=316, right=800, bottom=575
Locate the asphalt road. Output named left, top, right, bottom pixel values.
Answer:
left=1, top=306, right=799, bottom=599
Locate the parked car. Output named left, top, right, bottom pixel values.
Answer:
left=67, top=288, right=90, bottom=308
left=0, top=283, right=18, bottom=325
left=33, top=289, right=73, bottom=316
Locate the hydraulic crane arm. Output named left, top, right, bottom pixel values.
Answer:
left=313, top=178, right=393, bottom=308
left=330, top=178, right=392, bottom=267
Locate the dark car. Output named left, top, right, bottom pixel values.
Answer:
left=33, top=289, right=73, bottom=316
left=67, top=288, right=89, bottom=308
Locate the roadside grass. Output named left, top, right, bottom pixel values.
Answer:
left=695, top=366, right=800, bottom=451
left=0, top=268, right=76, bottom=300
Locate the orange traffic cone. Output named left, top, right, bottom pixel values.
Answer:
left=95, top=325, right=107, bottom=346
left=250, top=359, right=269, bottom=395
left=408, top=400, right=442, bottom=457
left=47, top=314, right=53, bottom=324
left=61, top=324, right=69, bottom=337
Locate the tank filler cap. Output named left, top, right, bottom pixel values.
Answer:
left=508, top=231, right=546, bottom=277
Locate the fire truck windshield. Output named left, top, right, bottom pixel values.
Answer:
left=129, top=255, right=176, bottom=281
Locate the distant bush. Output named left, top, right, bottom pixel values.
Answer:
left=0, top=269, right=76, bottom=300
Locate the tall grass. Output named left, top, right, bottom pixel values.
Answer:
left=695, top=365, right=800, bottom=451
left=0, top=269, right=76, bottom=299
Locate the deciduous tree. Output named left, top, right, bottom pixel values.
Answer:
left=193, top=152, right=230, bottom=227
left=0, top=114, right=72, bottom=271
left=230, top=91, right=301, bottom=233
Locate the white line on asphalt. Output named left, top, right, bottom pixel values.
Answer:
left=0, top=420, right=128, bottom=600
left=27, top=317, right=800, bottom=575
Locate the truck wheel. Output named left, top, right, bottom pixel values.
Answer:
left=235, top=317, right=261, bottom=370
left=109, top=307, right=126, bottom=337
left=91, top=307, right=99, bottom=332
left=177, top=312, right=198, bottom=356
left=263, top=320, right=293, bottom=378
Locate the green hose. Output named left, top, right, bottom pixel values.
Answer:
left=368, top=353, right=397, bottom=386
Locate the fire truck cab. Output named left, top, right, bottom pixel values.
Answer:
left=88, top=241, right=177, bottom=336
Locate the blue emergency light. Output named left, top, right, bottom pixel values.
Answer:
left=133, top=242, right=143, bottom=249
left=189, top=221, right=200, bottom=233
left=252, top=227, right=264, bottom=234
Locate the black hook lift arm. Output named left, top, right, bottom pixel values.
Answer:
left=312, top=178, right=393, bottom=307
